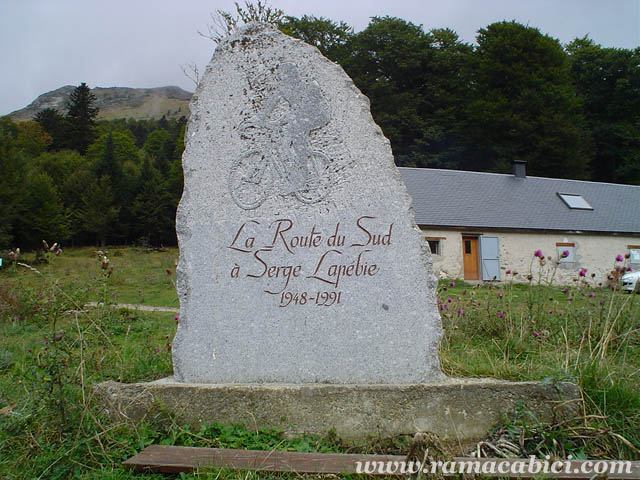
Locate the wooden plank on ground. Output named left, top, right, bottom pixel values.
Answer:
left=123, top=445, right=640, bottom=478
left=123, top=445, right=404, bottom=475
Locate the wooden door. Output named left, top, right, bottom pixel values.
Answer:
left=462, top=236, right=479, bottom=280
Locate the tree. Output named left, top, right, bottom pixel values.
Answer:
left=87, top=130, right=141, bottom=242
left=397, top=28, right=473, bottom=168
left=279, top=15, right=352, bottom=61
left=463, top=21, right=592, bottom=178
left=13, top=172, right=68, bottom=248
left=167, top=123, right=186, bottom=200
left=143, top=129, right=173, bottom=174
left=34, top=108, right=67, bottom=151
left=567, top=38, right=640, bottom=184
left=77, top=176, right=119, bottom=247
left=15, top=121, right=52, bottom=156
left=88, top=130, right=140, bottom=184
left=340, top=17, right=435, bottom=159
left=65, top=82, right=99, bottom=154
left=0, top=117, right=27, bottom=248
left=58, top=167, right=95, bottom=245
left=131, top=159, right=177, bottom=245
left=337, top=17, right=474, bottom=168
left=34, top=150, right=88, bottom=190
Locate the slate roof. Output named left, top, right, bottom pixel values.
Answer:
left=399, top=167, right=640, bottom=234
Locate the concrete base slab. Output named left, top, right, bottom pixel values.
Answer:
left=94, top=377, right=580, bottom=447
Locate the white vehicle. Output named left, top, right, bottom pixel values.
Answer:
left=621, top=270, right=640, bottom=293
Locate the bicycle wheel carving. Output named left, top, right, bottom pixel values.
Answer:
left=229, top=150, right=273, bottom=210
left=295, top=150, right=331, bottom=204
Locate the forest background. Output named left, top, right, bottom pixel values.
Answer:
left=1, top=13, right=638, bottom=249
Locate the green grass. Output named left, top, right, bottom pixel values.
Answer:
left=0, top=247, right=639, bottom=478
left=437, top=278, right=640, bottom=459
left=1, top=246, right=179, bottom=307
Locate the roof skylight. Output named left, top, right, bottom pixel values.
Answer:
left=557, top=193, right=593, bottom=210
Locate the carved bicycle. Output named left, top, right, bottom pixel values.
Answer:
left=229, top=122, right=331, bottom=210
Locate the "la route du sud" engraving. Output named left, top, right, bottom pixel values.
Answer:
left=228, top=216, right=393, bottom=307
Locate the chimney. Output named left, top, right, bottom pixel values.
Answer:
left=513, top=159, right=527, bottom=179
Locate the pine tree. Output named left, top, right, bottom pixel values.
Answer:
left=66, top=82, right=99, bottom=154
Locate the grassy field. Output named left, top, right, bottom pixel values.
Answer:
left=0, top=246, right=638, bottom=478
left=2, top=246, right=180, bottom=307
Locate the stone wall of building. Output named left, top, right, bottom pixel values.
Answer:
left=421, top=228, right=639, bottom=285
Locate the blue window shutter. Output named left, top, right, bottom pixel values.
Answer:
left=480, top=236, right=500, bottom=281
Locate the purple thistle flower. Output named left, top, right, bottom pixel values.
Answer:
left=615, top=254, right=624, bottom=262
left=457, top=308, right=464, bottom=315
left=628, top=266, right=633, bottom=272
left=561, top=250, right=570, bottom=258
left=505, top=269, right=512, bottom=275
left=579, top=268, right=586, bottom=277
left=174, top=315, right=180, bottom=322
left=447, top=297, right=452, bottom=303
left=449, top=281, right=455, bottom=287
left=589, top=292, right=596, bottom=298
left=497, top=312, right=504, bottom=318
left=534, top=249, right=543, bottom=258
left=548, top=309, right=553, bottom=314
left=533, top=331, right=540, bottom=337
left=439, top=305, right=444, bottom=311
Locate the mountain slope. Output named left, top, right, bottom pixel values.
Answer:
left=8, top=85, right=193, bottom=121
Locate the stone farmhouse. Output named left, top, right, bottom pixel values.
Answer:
left=400, top=162, right=640, bottom=284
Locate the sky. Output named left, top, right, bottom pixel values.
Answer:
left=1, top=0, right=638, bottom=116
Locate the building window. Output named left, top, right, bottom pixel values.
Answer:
left=557, top=193, right=593, bottom=210
left=426, top=237, right=443, bottom=256
left=629, top=245, right=640, bottom=265
left=556, top=242, right=575, bottom=263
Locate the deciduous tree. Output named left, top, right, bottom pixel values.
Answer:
left=463, top=21, right=592, bottom=178
left=567, top=38, right=640, bottom=184
left=279, top=15, right=352, bottom=61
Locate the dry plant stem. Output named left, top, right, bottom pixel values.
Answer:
left=74, top=312, right=86, bottom=407
left=596, top=292, right=632, bottom=361
left=17, top=262, right=120, bottom=354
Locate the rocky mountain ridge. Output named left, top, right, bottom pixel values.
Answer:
left=8, top=85, right=193, bottom=121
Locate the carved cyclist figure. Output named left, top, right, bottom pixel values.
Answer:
left=229, top=62, right=332, bottom=209
left=256, top=62, right=330, bottom=193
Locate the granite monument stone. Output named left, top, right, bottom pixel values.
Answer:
left=172, top=23, right=443, bottom=384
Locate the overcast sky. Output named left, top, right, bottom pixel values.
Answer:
left=1, top=0, right=638, bottom=116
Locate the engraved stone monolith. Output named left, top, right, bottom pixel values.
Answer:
left=172, top=23, right=444, bottom=383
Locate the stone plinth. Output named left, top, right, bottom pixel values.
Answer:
left=95, top=378, right=580, bottom=446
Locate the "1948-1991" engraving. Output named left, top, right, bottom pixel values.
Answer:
left=279, top=291, right=342, bottom=308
